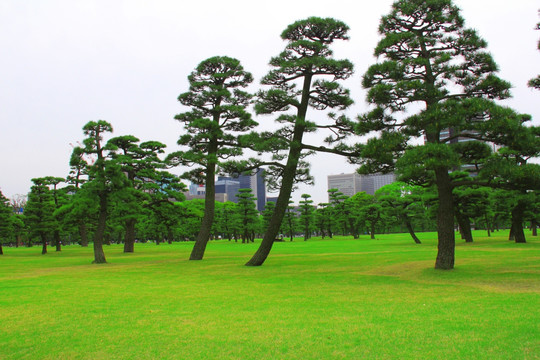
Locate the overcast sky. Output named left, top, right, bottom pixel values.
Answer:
left=1, top=0, right=538, bottom=205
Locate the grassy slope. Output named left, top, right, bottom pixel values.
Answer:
left=1, top=231, right=539, bottom=359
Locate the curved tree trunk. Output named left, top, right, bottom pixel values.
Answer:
left=434, top=168, right=455, bottom=270
left=245, top=74, right=312, bottom=266
left=404, top=216, right=421, bottom=244
left=245, top=147, right=299, bottom=265
left=245, top=129, right=304, bottom=266
left=190, top=153, right=217, bottom=260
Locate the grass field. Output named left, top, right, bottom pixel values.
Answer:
left=1, top=231, right=539, bottom=359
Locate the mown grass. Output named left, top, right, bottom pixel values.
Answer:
left=1, top=231, right=539, bottom=359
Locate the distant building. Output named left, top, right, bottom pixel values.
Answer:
left=327, top=173, right=362, bottom=198
left=189, top=184, right=205, bottom=196
left=215, top=179, right=240, bottom=203
left=184, top=192, right=228, bottom=202
left=223, top=168, right=267, bottom=211
left=360, top=173, right=396, bottom=195
left=327, top=172, right=396, bottom=199
left=266, top=196, right=278, bottom=205
left=189, top=168, right=268, bottom=211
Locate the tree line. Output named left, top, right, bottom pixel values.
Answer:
left=1, top=0, right=539, bottom=269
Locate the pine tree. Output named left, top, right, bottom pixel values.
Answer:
left=169, top=56, right=256, bottom=260
left=245, top=17, right=355, bottom=266
left=359, top=0, right=519, bottom=269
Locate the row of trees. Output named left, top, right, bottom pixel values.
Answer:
left=1, top=0, right=539, bottom=270
left=171, top=1, right=539, bottom=269
left=3, top=178, right=537, bottom=257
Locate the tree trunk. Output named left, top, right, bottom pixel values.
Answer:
left=485, top=214, right=491, bottom=237
left=245, top=152, right=297, bottom=265
left=41, top=234, right=47, bottom=255
left=190, top=146, right=217, bottom=260
left=511, top=200, right=526, bottom=243
left=123, top=218, right=136, bottom=253
left=245, top=74, right=312, bottom=266
left=456, top=213, right=473, bottom=243
left=92, top=194, right=108, bottom=264
left=167, top=228, right=173, bottom=244
left=53, top=230, right=62, bottom=251
left=509, top=224, right=515, bottom=241
left=531, top=220, right=538, bottom=237
left=404, top=216, right=421, bottom=244
left=0, top=243, right=3, bottom=255
left=349, top=219, right=359, bottom=239
left=434, top=168, right=455, bottom=270
left=79, top=222, right=89, bottom=247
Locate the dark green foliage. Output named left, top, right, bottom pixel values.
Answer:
left=79, top=120, right=128, bottom=263
left=315, top=203, right=333, bottom=239
left=107, top=135, right=170, bottom=252
left=24, top=178, right=57, bottom=254
left=298, top=194, right=315, bottom=241
left=261, top=201, right=276, bottom=235
left=143, top=170, right=187, bottom=244
left=281, top=201, right=297, bottom=242
left=328, top=188, right=349, bottom=236
left=0, top=190, right=13, bottom=254
left=213, top=201, right=240, bottom=241
left=375, top=182, right=426, bottom=244
left=235, top=188, right=259, bottom=243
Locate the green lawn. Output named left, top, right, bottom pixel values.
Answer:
left=1, top=231, right=539, bottom=359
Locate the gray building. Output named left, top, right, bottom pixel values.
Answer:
left=218, top=168, right=267, bottom=211
left=327, top=173, right=362, bottom=198
left=327, top=172, right=396, bottom=199
left=215, top=179, right=240, bottom=203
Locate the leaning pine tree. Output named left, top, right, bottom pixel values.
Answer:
left=169, top=56, right=257, bottom=260
left=358, top=0, right=516, bottom=269
left=242, top=17, right=356, bottom=266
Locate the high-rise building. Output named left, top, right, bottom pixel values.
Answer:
left=218, top=168, right=267, bottom=211
left=327, top=172, right=396, bottom=199
left=360, top=173, right=396, bottom=195
left=327, top=173, right=362, bottom=198
left=215, top=179, right=240, bottom=203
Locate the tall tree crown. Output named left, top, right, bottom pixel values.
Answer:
left=364, top=0, right=511, bottom=115
left=171, top=55, right=257, bottom=184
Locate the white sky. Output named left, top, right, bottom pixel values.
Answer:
left=1, top=0, right=538, bottom=205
